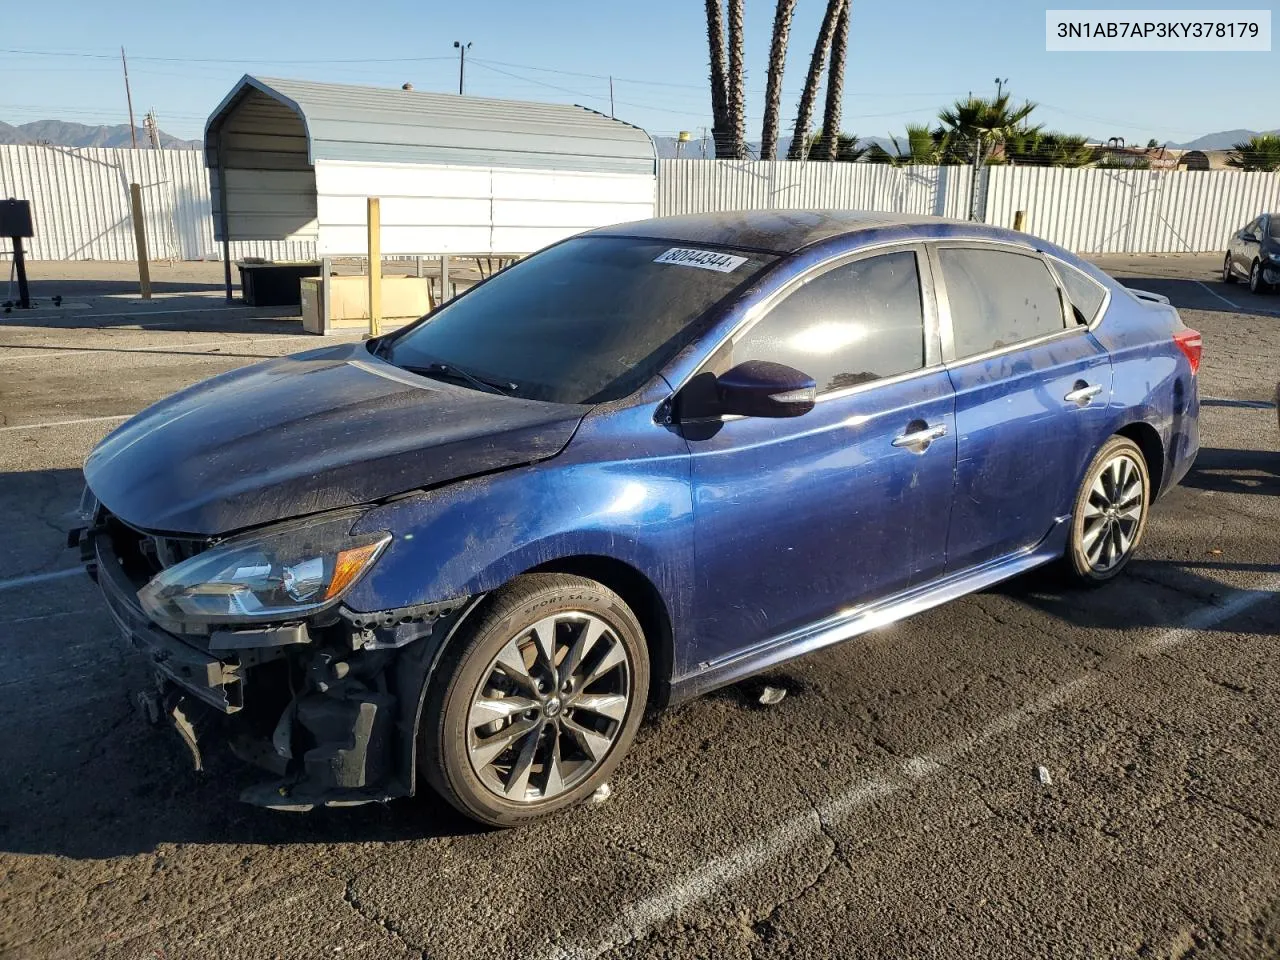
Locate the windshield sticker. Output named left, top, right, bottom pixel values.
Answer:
left=654, top=247, right=749, bottom=273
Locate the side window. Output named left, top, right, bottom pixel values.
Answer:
left=733, top=251, right=925, bottom=394
left=938, top=248, right=1066, bottom=359
left=1269, top=216, right=1280, bottom=240
left=1053, top=260, right=1107, bottom=326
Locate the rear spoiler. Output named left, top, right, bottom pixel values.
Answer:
left=1126, top=288, right=1171, bottom=305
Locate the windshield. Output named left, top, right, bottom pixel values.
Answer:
left=1271, top=216, right=1280, bottom=239
left=380, top=236, right=777, bottom=404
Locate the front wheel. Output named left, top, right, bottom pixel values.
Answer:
left=1222, top=253, right=1236, bottom=284
left=419, top=573, right=650, bottom=827
left=1064, top=436, right=1151, bottom=584
left=1249, top=260, right=1270, bottom=294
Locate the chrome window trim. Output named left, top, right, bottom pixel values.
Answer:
left=668, top=239, right=944, bottom=405
left=1043, top=254, right=1113, bottom=331
left=927, top=239, right=1079, bottom=366
left=942, top=323, right=1092, bottom=372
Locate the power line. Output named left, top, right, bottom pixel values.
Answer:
left=0, top=48, right=458, bottom=65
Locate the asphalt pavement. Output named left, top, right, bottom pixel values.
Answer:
left=0, top=254, right=1278, bottom=959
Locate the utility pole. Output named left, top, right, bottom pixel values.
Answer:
left=453, top=41, right=471, bottom=95
left=994, top=77, right=1008, bottom=99
left=144, top=109, right=162, bottom=149
left=121, top=46, right=138, bottom=149
left=608, top=76, right=615, bottom=118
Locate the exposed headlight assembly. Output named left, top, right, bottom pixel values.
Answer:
left=137, top=511, right=390, bottom=631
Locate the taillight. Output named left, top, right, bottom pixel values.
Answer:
left=1173, top=328, right=1202, bottom=375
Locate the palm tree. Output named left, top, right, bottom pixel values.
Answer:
left=705, top=0, right=732, bottom=158
left=1228, top=134, right=1280, bottom=172
left=936, top=93, right=1038, bottom=164
left=1003, top=129, right=1096, bottom=167
left=787, top=0, right=846, bottom=160
left=760, top=0, right=797, bottom=161
left=726, top=0, right=747, bottom=159
left=865, top=124, right=947, bottom=165
left=804, top=128, right=866, bottom=161
left=815, top=1, right=851, bottom=161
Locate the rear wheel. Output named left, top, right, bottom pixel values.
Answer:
left=419, top=573, right=649, bottom=827
left=1222, top=253, right=1236, bottom=284
left=1064, top=436, right=1150, bottom=584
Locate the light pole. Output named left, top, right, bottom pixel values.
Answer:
left=994, top=77, right=1008, bottom=99
left=454, top=41, right=471, bottom=95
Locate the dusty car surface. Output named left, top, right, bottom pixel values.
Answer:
left=1223, top=212, right=1280, bottom=293
left=73, top=211, right=1201, bottom=826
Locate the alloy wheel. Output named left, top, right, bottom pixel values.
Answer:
left=1251, top=261, right=1263, bottom=293
left=1081, top=453, right=1145, bottom=573
left=1223, top=255, right=1233, bottom=283
left=466, top=612, right=632, bottom=803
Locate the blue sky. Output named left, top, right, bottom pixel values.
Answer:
left=2, top=0, right=1271, bottom=146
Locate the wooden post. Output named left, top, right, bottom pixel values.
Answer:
left=367, top=197, right=381, bottom=337
left=440, top=254, right=450, bottom=302
left=1013, top=210, right=1026, bottom=232
left=321, top=256, right=333, bottom=335
left=129, top=182, right=152, bottom=299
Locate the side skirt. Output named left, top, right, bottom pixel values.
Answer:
left=669, top=526, right=1070, bottom=705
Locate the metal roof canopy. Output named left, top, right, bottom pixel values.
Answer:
left=205, top=75, right=656, bottom=175
left=203, top=76, right=658, bottom=289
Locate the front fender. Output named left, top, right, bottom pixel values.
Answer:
left=344, top=408, right=694, bottom=657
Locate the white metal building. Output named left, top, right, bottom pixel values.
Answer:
left=203, top=76, right=658, bottom=261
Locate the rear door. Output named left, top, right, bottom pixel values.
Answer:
left=932, top=243, right=1114, bottom=572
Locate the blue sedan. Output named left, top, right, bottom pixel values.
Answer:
left=76, top=212, right=1201, bottom=825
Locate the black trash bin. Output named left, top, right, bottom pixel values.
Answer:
left=236, top=261, right=322, bottom=307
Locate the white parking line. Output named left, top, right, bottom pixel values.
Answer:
left=0, top=414, right=130, bottom=433
left=0, top=332, right=349, bottom=364
left=540, top=575, right=1280, bottom=960
left=1194, top=281, right=1240, bottom=309
left=0, top=567, right=85, bottom=592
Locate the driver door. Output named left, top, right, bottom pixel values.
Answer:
left=678, top=247, right=957, bottom=668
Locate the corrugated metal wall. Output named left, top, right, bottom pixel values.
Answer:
left=5, top=146, right=1280, bottom=260
left=657, top=159, right=974, bottom=220
left=0, top=145, right=313, bottom=261
left=983, top=166, right=1280, bottom=253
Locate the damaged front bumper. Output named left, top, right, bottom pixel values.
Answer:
left=77, top=524, right=469, bottom=812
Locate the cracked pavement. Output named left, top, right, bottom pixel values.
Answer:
left=0, top=255, right=1278, bottom=959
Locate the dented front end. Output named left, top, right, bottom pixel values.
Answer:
left=74, top=502, right=469, bottom=811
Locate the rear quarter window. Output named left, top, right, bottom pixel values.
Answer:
left=1052, top=259, right=1108, bottom=325
left=938, top=248, right=1066, bottom=359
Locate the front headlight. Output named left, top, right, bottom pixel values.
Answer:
left=137, top=511, right=391, bottom=631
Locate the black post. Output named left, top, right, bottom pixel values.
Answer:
left=12, top=235, right=30, bottom=309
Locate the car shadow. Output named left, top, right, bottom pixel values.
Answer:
left=1178, top=446, right=1280, bottom=497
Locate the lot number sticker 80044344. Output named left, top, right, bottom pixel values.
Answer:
left=653, top=247, right=749, bottom=273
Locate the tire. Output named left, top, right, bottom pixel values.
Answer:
left=419, top=573, right=650, bottom=827
left=1222, top=253, right=1236, bottom=284
left=1063, top=436, right=1151, bottom=585
left=1249, top=260, right=1268, bottom=294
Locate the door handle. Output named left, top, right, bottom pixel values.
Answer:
left=1065, top=382, right=1103, bottom=406
left=892, top=423, right=948, bottom=449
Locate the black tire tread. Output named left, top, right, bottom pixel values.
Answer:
left=419, top=573, right=648, bottom=827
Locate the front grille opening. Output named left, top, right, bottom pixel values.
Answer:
left=101, top=512, right=207, bottom=585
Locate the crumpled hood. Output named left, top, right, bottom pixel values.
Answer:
left=84, top=342, right=588, bottom=536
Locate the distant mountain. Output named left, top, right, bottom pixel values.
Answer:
left=0, top=119, right=201, bottom=149
left=1171, top=129, right=1280, bottom=151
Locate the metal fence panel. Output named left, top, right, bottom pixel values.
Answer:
left=983, top=166, right=1280, bottom=253
left=656, top=159, right=972, bottom=219
left=5, top=146, right=1280, bottom=260
left=0, top=145, right=313, bottom=261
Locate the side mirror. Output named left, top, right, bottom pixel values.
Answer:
left=715, top=360, right=816, bottom=419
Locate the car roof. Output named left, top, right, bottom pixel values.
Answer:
left=587, top=210, right=1024, bottom=255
